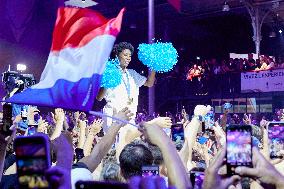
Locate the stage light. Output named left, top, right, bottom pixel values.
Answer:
left=279, top=29, right=282, bottom=34
left=64, top=0, right=98, bottom=8
left=17, top=64, right=26, bottom=72
left=222, top=2, right=230, bottom=12
left=196, top=56, right=200, bottom=60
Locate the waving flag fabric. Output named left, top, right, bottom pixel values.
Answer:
left=6, top=7, right=125, bottom=111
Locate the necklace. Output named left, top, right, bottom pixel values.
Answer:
left=121, top=70, right=133, bottom=105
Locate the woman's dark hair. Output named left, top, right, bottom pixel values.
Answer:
left=112, top=42, right=134, bottom=57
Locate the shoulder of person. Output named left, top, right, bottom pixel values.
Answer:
left=127, top=69, right=141, bottom=76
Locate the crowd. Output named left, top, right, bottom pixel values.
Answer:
left=167, top=55, right=284, bottom=82
left=163, top=55, right=284, bottom=95
left=0, top=103, right=283, bottom=189
left=0, top=42, right=283, bottom=189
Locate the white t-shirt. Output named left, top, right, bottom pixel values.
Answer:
left=103, top=69, right=146, bottom=130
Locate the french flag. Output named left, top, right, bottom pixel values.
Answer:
left=6, top=7, right=125, bottom=111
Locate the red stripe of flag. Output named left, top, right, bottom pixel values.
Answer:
left=51, top=7, right=125, bottom=52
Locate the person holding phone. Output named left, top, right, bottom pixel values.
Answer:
left=0, top=112, right=17, bottom=183
left=97, top=42, right=156, bottom=131
left=203, top=146, right=241, bottom=189
left=235, top=147, right=284, bottom=189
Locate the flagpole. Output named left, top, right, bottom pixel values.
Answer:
left=148, top=0, right=155, bottom=115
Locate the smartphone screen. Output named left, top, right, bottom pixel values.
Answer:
left=75, top=181, right=128, bottom=189
left=34, top=112, right=40, bottom=125
left=189, top=171, right=205, bottom=189
left=21, top=106, right=28, bottom=120
left=226, top=125, right=252, bottom=175
left=141, top=165, right=159, bottom=177
left=204, top=110, right=214, bottom=129
left=14, top=136, right=51, bottom=189
left=2, top=103, right=13, bottom=136
left=171, top=123, right=184, bottom=150
left=75, top=148, right=85, bottom=161
left=268, top=122, right=284, bottom=159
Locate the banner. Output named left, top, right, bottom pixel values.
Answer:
left=241, top=69, right=284, bottom=92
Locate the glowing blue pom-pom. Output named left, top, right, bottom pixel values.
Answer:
left=138, top=41, right=178, bottom=73
left=101, top=58, right=122, bottom=88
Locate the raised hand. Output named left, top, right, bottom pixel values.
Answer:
left=235, top=147, right=284, bottom=189
left=37, top=119, right=49, bottom=134
left=194, top=105, right=211, bottom=117
left=89, top=119, right=103, bottom=136
left=54, top=108, right=65, bottom=124
left=113, top=107, right=134, bottom=127
left=78, top=120, right=87, bottom=130
left=147, top=117, right=172, bottom=128
left=243, top=114, right=251, bottom=125
left=27, top=106, right=39, bottom=125
left=203, top=146, right=240, bottom=189
left=50, top=109, right=65, bottom=140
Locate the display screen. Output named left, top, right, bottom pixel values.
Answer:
left=171, top=124, right=184, bottom=142
left=141, top=165, right=159, bottom=177
left=15, top=139, right=49, bottom=189
left=268, top=122, right=284, bottom=158
left=227, top=128, right=252, bottom=166
left=204, top=111, right=214, bottom=129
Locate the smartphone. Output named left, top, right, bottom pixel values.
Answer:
left=189, top=171, right=205, bottom=189
left=226, top=125, right=252, bottom=175
left=204, top=108, right=214, bottom=129
left=34, top=112, right=40, bottom=125
left=181, top=106, right=189, bottom=122
left=75, top=181, right=128, bottom=189
left=141, top=165, right=159, bottom=177
left=171, top=123, right=184, bottom=150
left=21, top=106, right=28, bottom=121
left=268, top=122, right=284, bottom=159
left=1, top=103, right=13, bottom=136
left=75, top=148, right=85, bottom=161
left=14, top=135, right=51, bottom=189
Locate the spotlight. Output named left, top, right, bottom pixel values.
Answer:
left=279, top=29, right=282, bottom=34
left=196, top=56, right=200, bottom=60
left=64, top=0, right=98, bottom=8
left=222, top=2, right=230, bottom=12
left=17, top=64, right=26, bottom=72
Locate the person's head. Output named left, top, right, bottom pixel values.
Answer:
left=119, top=142, right=153, bottom=180
left=113, top=42, right=134, bottom=69
left=101, top=162, right=121, bottom=182
left=147, top=144, right=163, bottom=165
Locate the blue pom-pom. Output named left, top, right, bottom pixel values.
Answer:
left=138, top=41, right=178, bottom=73
left=101, top=58, right=122, bottom=88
